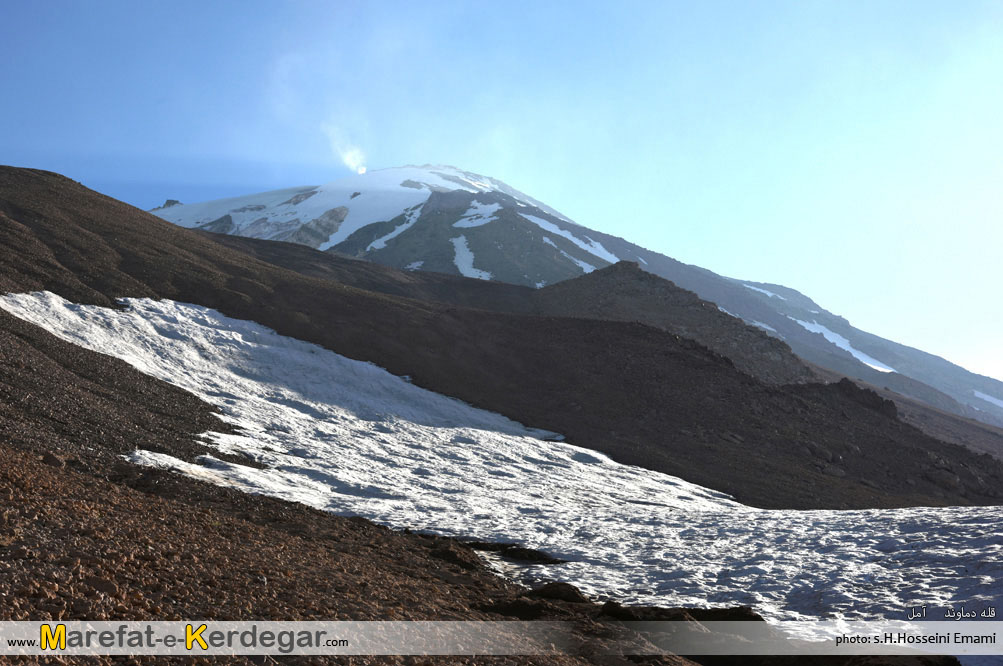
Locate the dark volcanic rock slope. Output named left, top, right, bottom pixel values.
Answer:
left=528, top=262, right=816, bottom=386
left=206, top=233, right=1003, bottom=461
left=2, top=166, right=1002, bottom=510
left=151, top=165, right=1003, bottom=431
left=209, top=234, right=814, bottom=385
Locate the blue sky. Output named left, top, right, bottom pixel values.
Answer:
left=3, top=1, right=1001, bottom=381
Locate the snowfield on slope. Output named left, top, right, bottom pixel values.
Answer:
left=2, top=292, right=1001, bottom=625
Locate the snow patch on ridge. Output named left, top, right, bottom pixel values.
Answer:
left=562, top=252, right=595, bottom=273
left=2, top=291, right=1001, bottom=625
left=519, top=213, right=618, bottom=264
left=743, top=284, right=787, bottom=301
left=452, top=200, right=502, bottom=228
left=790, top=318, right=897, bottom=373
left=973, top=390, right=1003, bottom=410
left=367, top=204, right=424, bottom=251
left=450, top=236, right=492, bottom=280
left=541, top=236, right=595, bottom=274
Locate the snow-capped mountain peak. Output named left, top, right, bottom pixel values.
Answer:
left=153, top=164, right=614, bottom=287
left=154, top=165, right=506, bottom=247
left=151, top=164, right=1003, bottom=430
